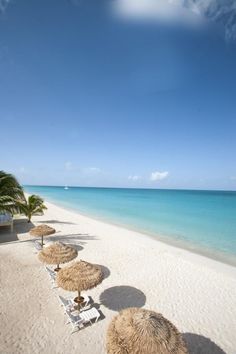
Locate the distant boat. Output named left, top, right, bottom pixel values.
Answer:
left=64, top=185, right=69, bottom=190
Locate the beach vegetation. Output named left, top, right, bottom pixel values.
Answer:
left=0, top=170, right=47, bottom=222
left=0, top=170, right=25, bottom=214
left=17, top=194, right=47, bottom=222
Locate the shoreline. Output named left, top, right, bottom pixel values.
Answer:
left=36, top=196, right=236, bottom=276
left=30, top=193, right=236, bottom=268
left=1, top=195, right=236, bottom=353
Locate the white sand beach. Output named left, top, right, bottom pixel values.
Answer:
left=0, top=199, right=236, bottom=354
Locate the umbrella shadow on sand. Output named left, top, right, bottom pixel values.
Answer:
left=183, top=333, right=226, bottom=354
left=100, top=285, right=146, bottom=311
left=95, top=264, right=111, bottom=280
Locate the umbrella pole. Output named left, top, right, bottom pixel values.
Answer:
left=41, top=235, right=44, bottom=247
left=78, top=291, right=81, bottom=311
left=74, top=291, right=82, bottom=311
left=54, top=264, right=61, bottom=272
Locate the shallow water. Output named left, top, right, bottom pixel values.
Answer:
left=24, top=185, right=236, bottom=263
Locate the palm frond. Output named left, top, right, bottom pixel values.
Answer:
left=17, top=194, right=47, bottom=222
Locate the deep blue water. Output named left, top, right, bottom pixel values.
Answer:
left=24, top=185, right=236, bottom=263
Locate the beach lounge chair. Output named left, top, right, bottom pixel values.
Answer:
left=65, top=310, right=85, bottom=333
left=45, top=266, right=58, bottom=289
left=65, top=307, right=100, bottom=333
left=80, top=307, right=100, bottom=324
left=45, top=266, right=56, bottom=280
left=58, top=295, right=91, bottom=313
left=0, top=213, right=13, bottom=232
left=34, top=240, right=43, bottom=251
left=78, top=294, right=90, bottom=307
left=58, top=295, right=75, bottom=312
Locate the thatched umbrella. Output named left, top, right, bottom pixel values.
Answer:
left=106, top=308, right=188, bottom=354
left=30, top=224, right=55, bottom=247
left=38, top=242, right=78, bottom=271
left=57, top=260, right=103, bottom=310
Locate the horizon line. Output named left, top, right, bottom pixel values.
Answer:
left=23, top=184, right=236, bottom=193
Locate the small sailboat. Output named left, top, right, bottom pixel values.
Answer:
left=64, top=185, right=69, bottom=190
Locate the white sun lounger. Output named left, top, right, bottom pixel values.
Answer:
left=58, top=295, right=75, bottom=312
left=66, top=307, right=100, bottom=333
left=80, top=307, right=100, bottom=324
left=65, top=310, right=85, bottom=333
left=45, top=266, right=58, bottom=289
left=34, top=240, right=43, bottom=251
left=45, top=266, right=56, bottom=280
left=78, top=294, right=90, bottom=307
left=58, top=294, right=91, bottom=313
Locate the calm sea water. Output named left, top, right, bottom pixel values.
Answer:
left=24, top=185, right=236, bottom=264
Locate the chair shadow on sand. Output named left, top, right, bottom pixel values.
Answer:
left=99, top=285, right=146, bottom=311
left=183, top=333, right=226, bottom=354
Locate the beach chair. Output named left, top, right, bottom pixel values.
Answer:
left=58, top=295, right=75, bottom=312
left=65, top=310, right=85, bottom=333
left=34, top=240, right=43, bottom=251
left=0, top=213, right=13, bottom=232
left=79, top=294, right=90, bottom=307
left=45, top=266, right=58, bottom=289
left=65, top=307, right=100, bottom=333
left=79, top=307, right=100, bottom=324
left=58, top=295, right=91, bottom=313
left=45, top=266, right=56, bottom=280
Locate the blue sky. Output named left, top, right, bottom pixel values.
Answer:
left=1, top=0, right=236, bottom=190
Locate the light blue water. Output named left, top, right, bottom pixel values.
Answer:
left=24, top=185, right=236, bottom=263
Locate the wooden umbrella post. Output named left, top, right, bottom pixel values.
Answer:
left=74, top=290, right=84, bottom=311
left=56, top=261, right=103, bottom=314
left=30, top=225, right=55, bottom=248
left=54, top=264, right=61, bottom=272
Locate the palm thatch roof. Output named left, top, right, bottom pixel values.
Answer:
left=30, top=224, right=55, bottom=237
left=56, top=260, right=103, bottom=292
left=38, top=242, right=78, bottom=265
left=106, top=308, right=188, bottom=354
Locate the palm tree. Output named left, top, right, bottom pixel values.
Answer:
left=0, top=170, right=24, bottom=214
left=18, top=194, right=47, bottom=222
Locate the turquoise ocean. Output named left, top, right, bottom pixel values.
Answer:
left=24, top=186, right=236, bottom=265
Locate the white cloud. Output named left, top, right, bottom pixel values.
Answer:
left=186, top=0, right=236, bottom=40
left=128, top=175, right=142, bottom=181
left=150, top=171, right=169, bottom=181
left=80, top=167, right=102, bottom=177
left=86, top=167, right=101, bottom=174
left=64, top=164, right=101, bottom=175
left=112, top=0, right=202, bottom=25
left=112, top=0, right=236, bottom=41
